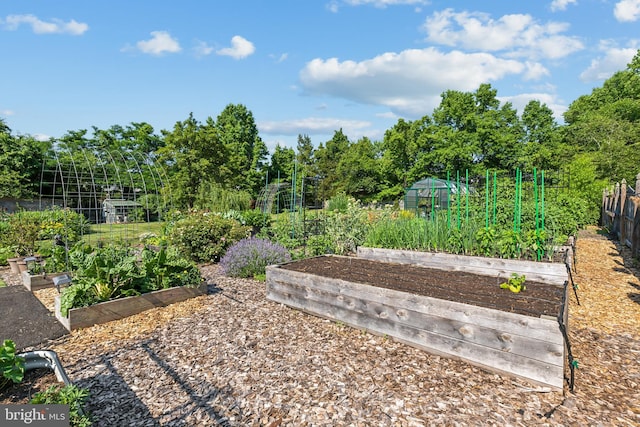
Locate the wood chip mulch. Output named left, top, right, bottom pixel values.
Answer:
left=9, top=227, right=640, bottom=426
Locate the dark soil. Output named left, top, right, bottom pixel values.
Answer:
left=280, top=256, right=565, bottom=318
left=0, top=368, right=60, bottom=404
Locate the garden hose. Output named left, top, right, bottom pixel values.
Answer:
left=557, top=295, right=577, bottom=393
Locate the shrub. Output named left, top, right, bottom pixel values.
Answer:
left=0, top=339, right=25, bottom=391
left=220, top=238, right=291, bottom=278
left=168, top=212, right=250, bottom=263
left=0, top=246, right=13, bottom=266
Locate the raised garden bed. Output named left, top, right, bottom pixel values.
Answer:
left=21, top=271, right=71, bottom=291
left=54, top=282, right=208, bottom=331
left=266, top=253, right=569, bottom=390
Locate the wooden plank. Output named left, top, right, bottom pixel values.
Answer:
left=356, top=247, right=568, bottom=286
left=55, top=283, right=207, bottom=331
left=21, top=271, right=70, bottom=291
left=267, top=265, right=563, bottom=343
left=267, top=278, right=564, bottom=365
left=266, top=274, right=564, bottom=389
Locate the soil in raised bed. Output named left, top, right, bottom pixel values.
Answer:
left=279, top=256, right=565, bottom=318
left=0, top=368, right=60, bottom=404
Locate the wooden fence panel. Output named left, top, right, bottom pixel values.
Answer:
left=602, top=174, right=640, bottom=257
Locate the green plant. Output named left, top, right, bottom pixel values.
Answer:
left=0, top=339, right=25, bottom=390
left=475, top=226, right=497, bottom=257
left=168, top=212, right=250, bottom=262
left=0, top=246, right=13, bottom=266
left=30, top=384, right=92, bottom=427
left=500, top=273, right=526, bottom=293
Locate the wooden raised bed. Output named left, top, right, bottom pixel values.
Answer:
left=266, top=253, right=569, bottom=390
left=54, top=283, right=208, bottom=331
left=356, top=247, right=569, bottom=286
left=22, top=271, right=71, bottom=291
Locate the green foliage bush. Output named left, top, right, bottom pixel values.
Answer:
left=324, top=197, right=370, bottom=255
left=59, top=244, right=202, bottom=316
left=168, top=211, right=250, bottom=262
left=0, top=339, right=25, bottom=391
left=31, top=384, right=92, bottom=426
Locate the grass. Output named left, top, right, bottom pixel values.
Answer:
left=0, top=279, right=6, bottom=287
left=79, top=221, right=165, bottom=246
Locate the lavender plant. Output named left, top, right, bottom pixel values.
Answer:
left=219, top=238, right=291, bottom=279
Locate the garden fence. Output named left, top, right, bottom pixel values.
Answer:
left=602, top=174, right=640, bottom=257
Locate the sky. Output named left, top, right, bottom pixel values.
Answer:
left=1, top=0, right=639, bottom=153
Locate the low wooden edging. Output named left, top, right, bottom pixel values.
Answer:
left=356, top=247, right=569, bottom=286
left=266, top=256, right=568, bottom=391
left=22, top=271, right=70, bottom=291
left=54, top=282, right=207, bottom=331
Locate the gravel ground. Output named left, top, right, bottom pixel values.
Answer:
left=6, top=228, right=639, bottom=426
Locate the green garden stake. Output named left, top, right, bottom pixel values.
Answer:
left=456, top=170, right=461, bottom=229
left=485, top=169, right=489, bottom=229
left=493, top=171, right=497, bottom=226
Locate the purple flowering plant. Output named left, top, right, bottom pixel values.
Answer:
left=219, top=238, right=291, bottom=278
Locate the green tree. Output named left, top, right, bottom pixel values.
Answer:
left=0, top=123, right=51, bottom=198
left=296, top=134, right=315, bottom=177
left=269, top=144, right=295, bottom=181
left=314, top=129, right=350, bottom=199
left=158, top=113, right=228, bottom=208
left=216, top=104, right=268, bottom=196
left=335, top=137, right=382, bottom=202
left=563, top=49, right=640, bottom=183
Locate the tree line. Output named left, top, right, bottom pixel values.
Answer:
left=1, top=50, right=639, bottom=210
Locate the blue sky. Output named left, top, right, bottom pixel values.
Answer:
left=1, top=0, right=639, bottom=153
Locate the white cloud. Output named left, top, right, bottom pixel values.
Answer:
left=550, top=0, right=577, bottom=12
left=0, top=109, right=15, bottom=116
left=423, top=9, right=583, bottom=60
left=136, top=31, right=181, bottom=56
left=579, top=41, right=639, bottom=81
left=300, top=47, right=525, bottom=117
left=2, top=14, right=88, bottom=35
left=193, top=40, right=214, bottom=57
left=499, top=93, right=567, bottom=122
left=216, top=36, right=255, bottom=59
left=32, top=133, right=51, bottom=141
left=259, top=117, right=371, bottom=135
left=614, top=0, right=640, bottom=22
left=523, top=61, right=550, bottom=80
left=269, top=53, right=288, bottom=63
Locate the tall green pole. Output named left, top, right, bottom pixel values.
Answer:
left=541, top=170, right=545, bottom=230
left=513, top=168, right=520, bottom=232
left=485, top=169, right=489, bottom=229
left=447, top=171, right=451, bottom=229
left=534, top=168, right=539, bottom=231
left=431, top=178, right=435, bottom=222
left=456, top=170, right=461, bottom=229
left=465, top=169, right=469, bottom=224
left=492, top=171, right=497, bottom=225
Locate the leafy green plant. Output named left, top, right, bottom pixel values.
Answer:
left=0, top=339, right=25, bottom=390
left=475, top=226, right=497, bottom=257
left=30, top=384, right=92, bottom=427
left=59, top=244, right=201, bottom=316
left=168, top=212, right=250, bottom=262
left=0, top=246, right=13, bottom=266
left=500, top=273, right=526, bottom=293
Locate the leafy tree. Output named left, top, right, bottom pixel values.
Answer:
left=269, top=144, right=295, bottom=181
left=521, top=100, right=564, bottom=171
left=296, top=134, right=315, bottom=177
left=335, top=137, right=382, bottom=202
left=314, top=129, right=350, bottom=199
left=0, top=123, right=51, bottom=198
left=563, top=49, right=640, bottom=183
left=215, top=104, right=268, bottom=196
left=158, top=113, right=228, bottom=208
